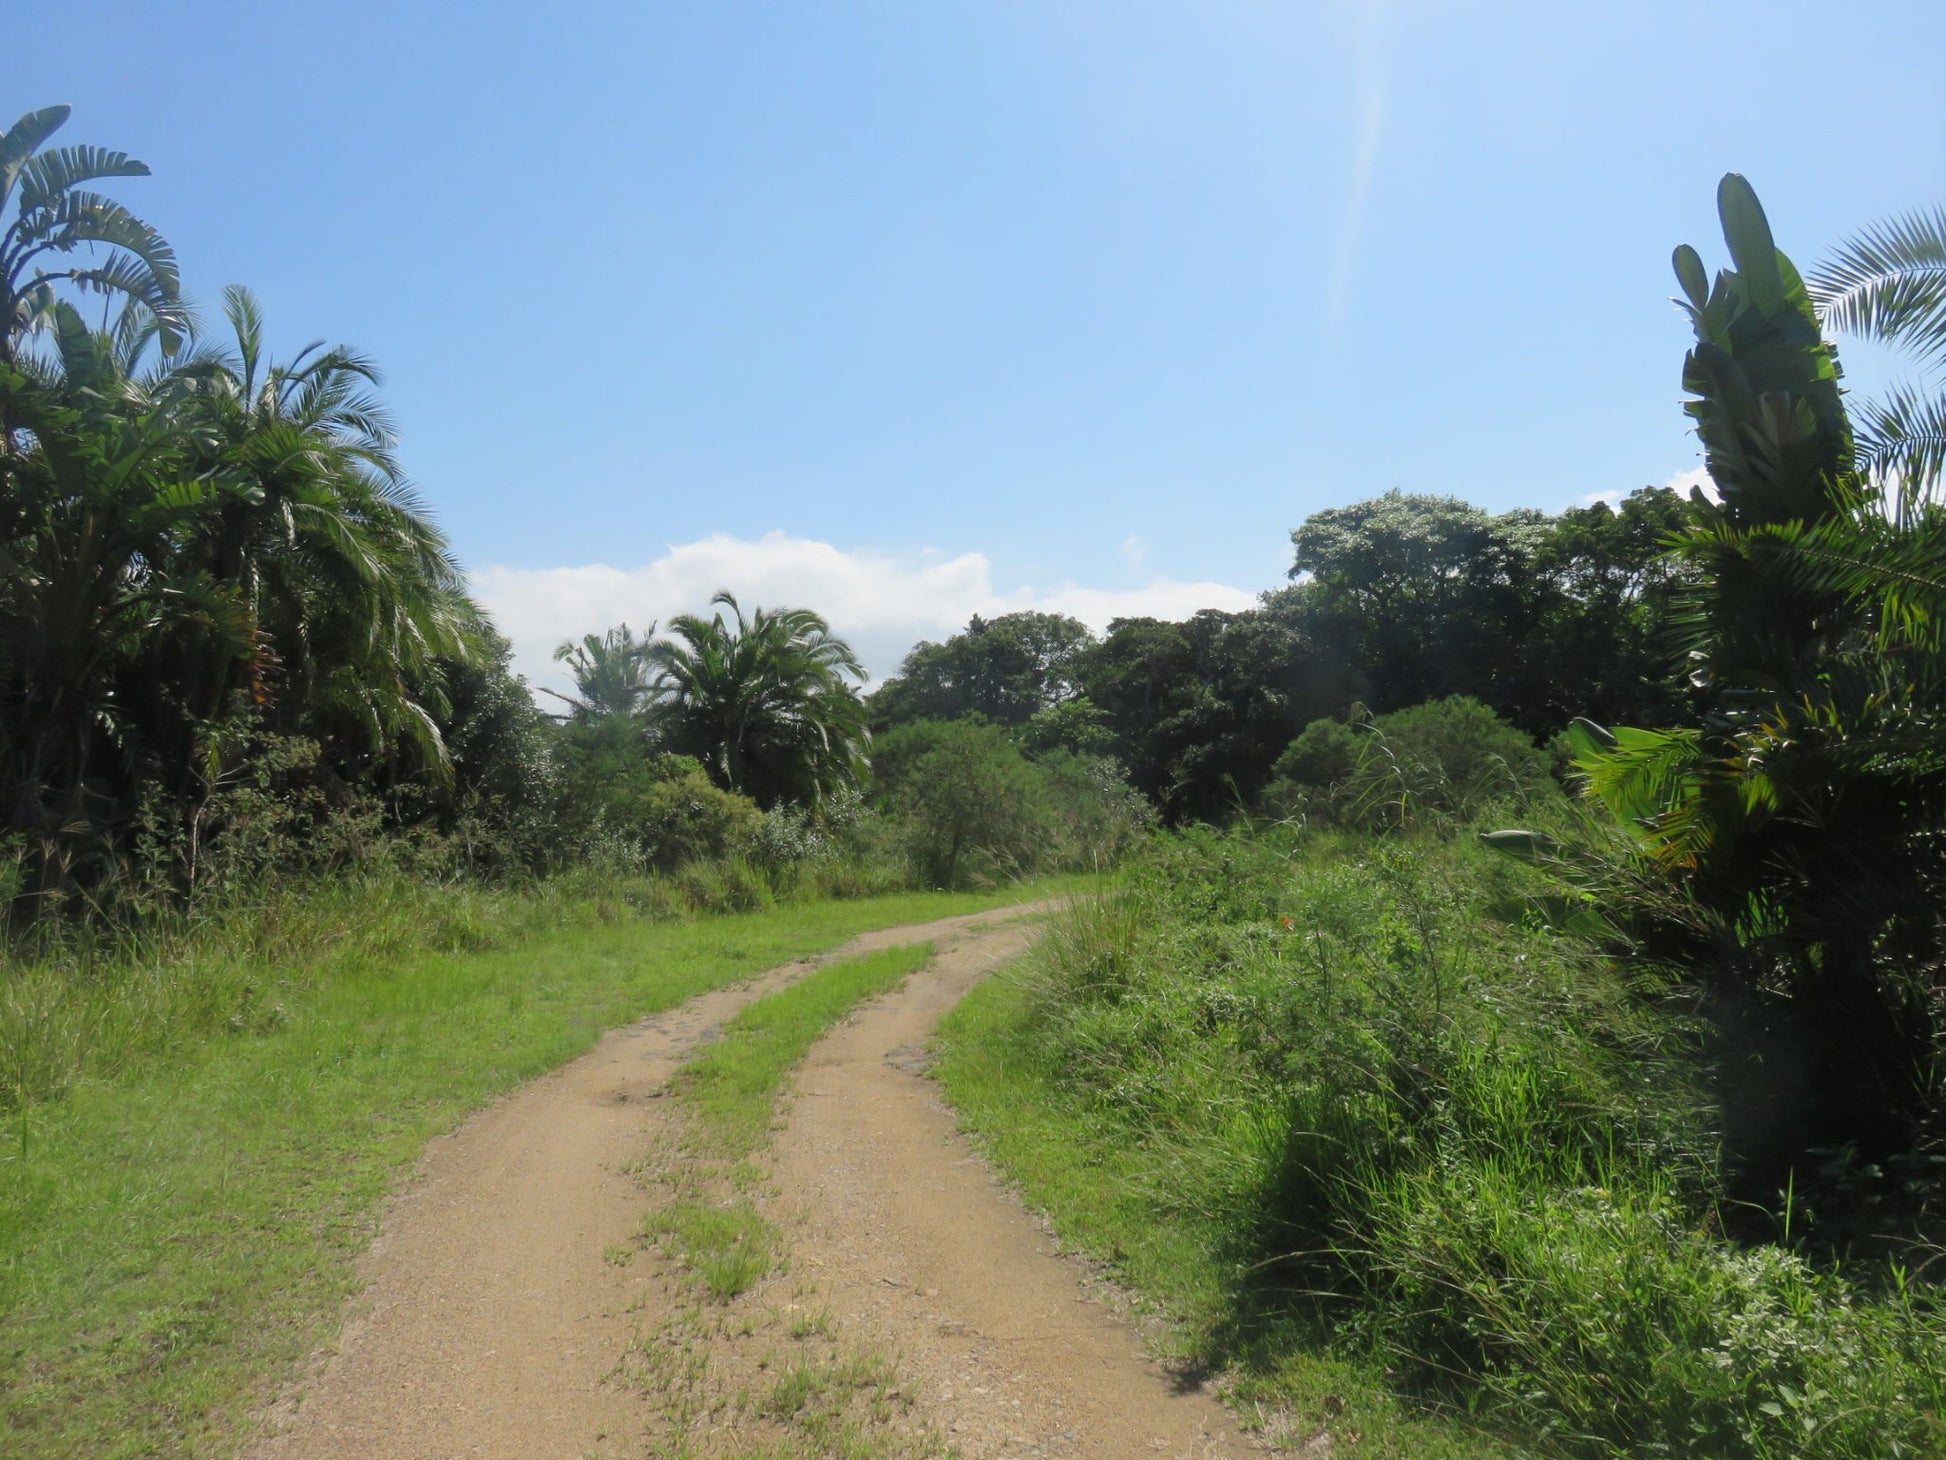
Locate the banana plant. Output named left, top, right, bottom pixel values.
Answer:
left=0, top=105, right=184, bottom=365
left=1494, top=178, right=1946, bottom=1185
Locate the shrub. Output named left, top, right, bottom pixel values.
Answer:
left=636, top=769, right=763, bottom=872
left=871, top=720, right=1052, bottom=888
left=1265, top=696, right=1556, bottom=830
left=1007, top=827, right=1946, bottom=1457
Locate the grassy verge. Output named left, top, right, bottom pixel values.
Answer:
left=0, top=880, right=1064, bottom=1459
left=628, top=942, right=954, bottom=1458
left=935, top=950, right=1520, bottom=1459
left=934, top=830, right=1946, bottom=1459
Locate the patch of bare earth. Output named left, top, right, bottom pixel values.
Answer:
left=760, top=920, right=1261, bottom=1460
left=246, top=905, right=1260, bottom=1460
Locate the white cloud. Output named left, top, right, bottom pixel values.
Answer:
left=1577, top=464, right=1717, bottom=510
left=474, top=531, right=1256, bottom=695
left=1662, top=464, right=1717, bottom=501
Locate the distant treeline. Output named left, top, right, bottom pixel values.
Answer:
left=870, top=484, right=1690, bottom=821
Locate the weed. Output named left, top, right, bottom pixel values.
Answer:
left=646, top=1201, right=783, bottom=1301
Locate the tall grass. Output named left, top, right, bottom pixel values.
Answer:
left=944, top=828, right=1946, bottom=1458
left=1, top=851, right=926, bottom=1116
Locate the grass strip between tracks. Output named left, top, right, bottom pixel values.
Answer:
left=631, top=939, right=955, bottom=1457
left=676, top=942, right=933, bottom=1161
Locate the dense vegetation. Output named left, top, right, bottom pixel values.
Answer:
left=868, top=487, right=1689, bottom=822
left=944, top=833, right=1945, bottom=1458
left=6, top=99, right=1946, bottom=1459
left=936, top=176, right=1946, bottom=1458
left=0, top=107, right=1141, bottom=937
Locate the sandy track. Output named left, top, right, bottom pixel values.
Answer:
left=769, top=921, right=1259, bottom=1460
left=246, top=903, right=1257, bottom=1459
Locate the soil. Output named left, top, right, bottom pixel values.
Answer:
left=245, top=905, right=1261, bottom=1460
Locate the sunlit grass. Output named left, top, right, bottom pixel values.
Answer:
left=675, top=942, right=932, bottom=1159
left=936, top=833, right=1946, bottom=1459
left=0, top=874, right=1065, bottom=1459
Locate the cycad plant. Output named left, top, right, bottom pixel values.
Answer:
left=1563, top=176, right=1946, bottom=1215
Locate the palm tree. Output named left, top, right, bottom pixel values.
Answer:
left=161, top=287, right=475, bottom=783
left=1, top=284, right=476, bottom=891
left=541, top=624, right=656, bottom=721
left=645, top=593, right=869, bottom=807
left=1, top=105, right=184, bottom=366
left=1810, top=203, right=1946, bottom=519
left=0, top=304, right=250, bottom=864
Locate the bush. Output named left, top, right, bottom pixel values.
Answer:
left=869, top=720, right=1150, bottom=888
left=636, top=769, right=763, bottom=871
left=872, top=720, right=1048, bottom=888
left=1008, top=828, right=1946, bottom=1458
left=1265, top=696, right=1556, bottom=831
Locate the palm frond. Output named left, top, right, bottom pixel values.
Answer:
left=15, top=145, right=151, bottom=218
left=1810, top=203, right=1946, bottom=366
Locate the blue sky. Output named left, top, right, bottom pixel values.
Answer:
left=37, top=1, right=1946, bottom=685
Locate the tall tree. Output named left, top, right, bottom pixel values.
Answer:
left=645, top=593, right=869, bottom=807
left=870, top=611, right=1095, bottom=727
left=541, top=623, right=656, bottom=721
left=1290, top=492, right=1555, bottom=720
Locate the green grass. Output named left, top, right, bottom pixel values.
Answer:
left=643, top=1200, right=783, bottom=1300
left=0, top=877, right=1065, bottom=1460
left=630, top=939, right=957, bottom=1459
left=675, top=943, right=933, bottom=1159
left=935, top=831, right=1946, bottom=1459
left=935, top=955, right=1522, bottom=1460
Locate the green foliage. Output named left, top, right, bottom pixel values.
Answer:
left=547, top=718, right=761, bottom=870
left=869, top=610, right=1095, bottom=727
left=541, top=622, right=655, bottom=721
left=1555, top=177, right=1946, bottom=1205
left=1018, top=694, right=1116, bottom=756
left=0, top=105, right=186, bottom=362
left=1289, top=488, right=1690, bottom=741
left=1, top=279, right=480, bottom=905
left=636, top=771, right=764, bottom=872
left=870, top=720, right=1151, bottom=887
left=1811, top=200, right=1946, bottom=517
left=946, top=828, right=1946, bottom=1459
left=1076, top=604, right=1348, bottom=821
left=646, top=593, right=870, bottom=809
left=1267, top=697, right=1556, bottom=831
left=872, top=719, right=1048, bottom=887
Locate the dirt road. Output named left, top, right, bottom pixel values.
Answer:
left=246, top=905, right=1257, bottom=1459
